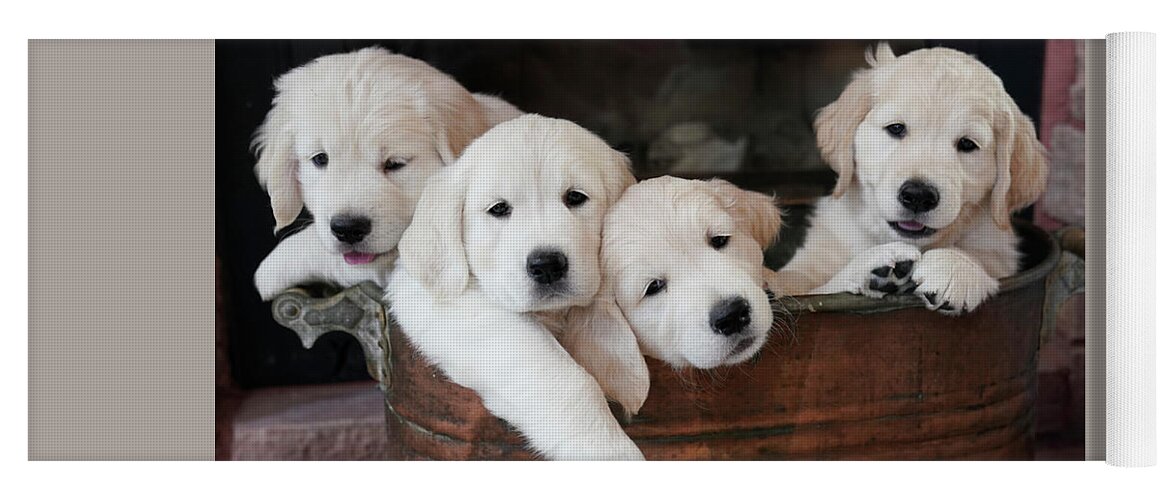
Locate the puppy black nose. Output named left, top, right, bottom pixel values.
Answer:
left=709, top=297, right=752, bottom=336
left=330, top=215, right=372, bottom=244
left=526, top=250, right=568, bottom=285
left=898, top=180, right=940, bottom=213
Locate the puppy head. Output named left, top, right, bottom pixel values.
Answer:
left=251, top=47, right=489, bottom=262
left=599, top=176, right=781, bottom=369
left=815, top=43, right=1048, bottom=244
left=398, top=114, right=636, bottom=312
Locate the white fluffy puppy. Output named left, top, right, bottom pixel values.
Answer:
left=561, top=177, right=782, bottom=402
left=773, top=43, right=1048, bottom=315
left=251, top=47, right=520, bottom=300
left=385, top=115, right=641, bottom=460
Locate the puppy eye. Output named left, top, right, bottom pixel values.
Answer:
left=487, top=201, right=512, bottom=218
left=310, top=153, right=329, bottom=168
left=644, top=278, right=667, bottom=297
left=884, top=123, right=906, bottom=139
left=383, top=157, right=410, bottom=172
left=563, top=189, right=589, bottom=208
left=956, top=137, right=980, bottom=153
left=710, top=235, right=730, bottom=249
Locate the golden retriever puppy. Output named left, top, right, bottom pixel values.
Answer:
left=251, top=47, right=521, bottom=300
left=560, top=176, right=781, bottom=414
left=385, top=115, right=640, bottom=460
left=772, top=43, right=1048, bottom=315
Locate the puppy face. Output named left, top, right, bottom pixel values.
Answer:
left=252, top=47, right=487, bottom=263
left=601, top=177, right=782, bottom=369
left=816, top=44, right=1047, bottom=245
left=399, top=115, right=636, bottom=312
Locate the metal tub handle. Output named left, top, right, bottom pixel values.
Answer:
left=270, top=281, right=391, bottom=389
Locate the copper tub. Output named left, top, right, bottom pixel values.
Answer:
left=273, top=221, right=1084, bottom=460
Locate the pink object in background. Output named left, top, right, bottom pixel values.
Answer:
left=1036, top=40, right=1086, bottom=231
left=1039, top=40, right=1084, bottom=144
left=1033, top=39, right=1085, bottom=457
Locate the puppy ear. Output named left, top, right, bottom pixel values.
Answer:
left=251, top=103, right=302, bottom=232
left=600, top=151, right=638, bottom=207
left=991, top=106, right=1049, bottom=229
left=472, top=93, right=524, bottom=126
left=705, top=179, right=783, bottom=249
left=814, top=45, right=887, bottom=198
left=431, top=89, right=492, bottom=166
left=562, top=294, right=650, bottom=419
left=398, top=165, right=470, bottom=298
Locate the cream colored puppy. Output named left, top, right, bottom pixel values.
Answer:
left=385, top=115, right=640, bottom=460
left=252, top=47, right=520, bottom=300
left=563, top=176, right=782, bottom=401
left=773, top=44, right=1048, bottom=315
left=560, top=177, right=781, bottom=430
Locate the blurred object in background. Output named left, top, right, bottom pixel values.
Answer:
left=1033, top=39, right=1087, bottom=460
left=1037, top=39, right=1087, bottom=229
left=649, top=122, right=748, bottom=175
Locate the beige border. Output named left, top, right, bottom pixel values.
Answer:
left=28, top=40, right=215, bottom=459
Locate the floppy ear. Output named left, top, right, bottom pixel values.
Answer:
left=990, top=106, right=1049, bottom=229
left=704, top=179, right=784, bottom=249
left=600, top=150, right=637, bottom=207
left=472, top=93, right=524, bottom=126
left=814, top=43, right=892, bottom=198
left=251, top=103, right=302, bottom=232
left=397, top=165, right=470, bottom=298
left=562, top=294, right=650, bottom=419
left=430, top=90, right=492, bottom=166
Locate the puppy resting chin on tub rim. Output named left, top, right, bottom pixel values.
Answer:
left=555, top=175, right=784, bottom=454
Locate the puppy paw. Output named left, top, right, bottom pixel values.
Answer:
left=911, top=248, right=999, bottom=316
left=813, top=242, right=922, bottom=297
left=865, top=259, right=918, bottom=299
left=854, top=242, right=921, bottom=299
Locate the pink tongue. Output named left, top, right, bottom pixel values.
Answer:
left=897, top=220, right=926, bottom=231
left=343, top=252, right=378, bottom=265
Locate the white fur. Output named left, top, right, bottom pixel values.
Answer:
left=773, top=44, right=1048, bottom=315
left=386, top=115, right=640, bottom=460
left=812, top=241, right=921, bottom=298
left=251, top=47, right=521, bottom=300
left=562, top=176, right=782, bottom=407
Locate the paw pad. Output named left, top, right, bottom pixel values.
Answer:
left=892, top=260, right=914, bottom=279
left=868, top=277, right=900, bottom=294
left=865, top=259, right=917, bottom=297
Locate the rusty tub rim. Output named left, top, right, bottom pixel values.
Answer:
left=782, top=219, right=1062, bottom=315
left=269, top=218, right=1068, bottom=389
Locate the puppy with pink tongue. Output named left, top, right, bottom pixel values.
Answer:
left=771, top=43, right=1048, bottom=316
left=249, top=48, right=520, bottom=300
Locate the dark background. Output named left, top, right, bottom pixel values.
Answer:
left=216, top=39, right=1044, bottom=389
